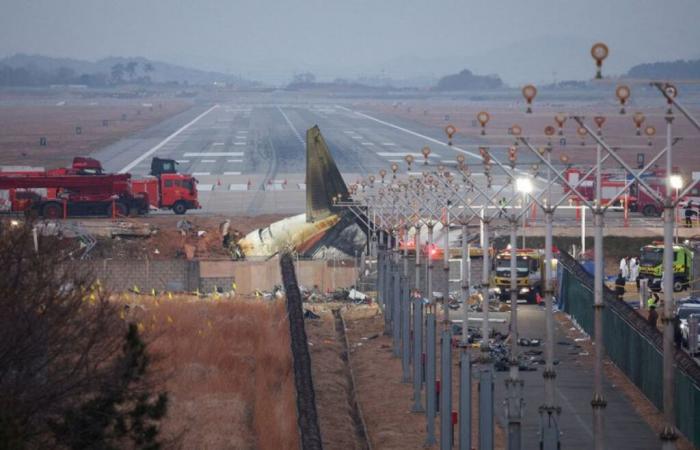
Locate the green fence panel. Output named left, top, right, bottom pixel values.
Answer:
left=559, top=252, right=700, bottom=447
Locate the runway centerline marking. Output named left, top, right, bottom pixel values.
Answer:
left=201, top=159, right=216, bottom=163
left=192, top=172, right=211, bottom=176
left=277, top=106, right=305, bottom=148
left=183, top=152, right=244, bottom=157
left=227, top=159, right=243, bottom=163
left=224, top=171, right=242, bottom=175
left=176, top=160, right=190, bottom=163
left=119, top=104, right=219, bottom=173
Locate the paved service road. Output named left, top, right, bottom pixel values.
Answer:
left=491, top=305, right=658, bottom=449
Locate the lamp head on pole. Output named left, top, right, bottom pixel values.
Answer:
left=516, top=177, right=533, bottom=194
left=644, top=125, right=656, bottom=146
left=421, top=146, right=431, bottom=164
left=477, top=111, right=490, bottom=135
left=615, top=85, right=631, bottom=114
left=591, top=42, right=609, bottom=79
left=554, top=113, right=567, bottom=135
left=444, top=124, right=457, bottom=146
left=522, top=85, right=537, bottom=113
left=670, top=174, right=683, bottom=190
left=633, top=112, right=645, bottom=135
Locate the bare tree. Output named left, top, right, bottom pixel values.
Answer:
left=0, top=222, right=167, bottom=449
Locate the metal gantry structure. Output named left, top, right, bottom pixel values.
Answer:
left=335, top=75, right=699, bottom=449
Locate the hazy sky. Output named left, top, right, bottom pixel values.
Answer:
left=2, top=0, right=700, bottom=84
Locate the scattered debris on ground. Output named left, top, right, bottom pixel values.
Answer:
left=15, top=214, right=287, bottom=260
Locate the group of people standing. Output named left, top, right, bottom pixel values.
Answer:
left=619, top=256, right=639, bottom=284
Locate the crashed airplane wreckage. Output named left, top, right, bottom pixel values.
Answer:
left=230, top=126, right=367, bottom=260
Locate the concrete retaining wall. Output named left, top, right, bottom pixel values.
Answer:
left=81, top=257, right=358, bottom=294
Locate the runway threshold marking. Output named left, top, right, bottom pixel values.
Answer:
left=119, top=104, right=219, bottom=173
left=183, top=152, right=244, bottom=157
left=276, top=106, right=305, bottom=148
left=377, top=152, right=441, bottom=158
left=334, top=104, right=542, bottom=182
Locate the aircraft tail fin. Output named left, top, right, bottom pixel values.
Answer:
left=306, top=126, right=348, bottom=222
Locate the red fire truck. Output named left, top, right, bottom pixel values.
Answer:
left=563, top=168, right=700, bottom=217
left=0, top=157, right=199, bottom=218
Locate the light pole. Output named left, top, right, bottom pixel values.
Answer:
left=661, top=97, right=678, bottom=449
left=502, top=176, right=532, bottom=450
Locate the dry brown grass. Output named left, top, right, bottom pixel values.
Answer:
left=118, top=294, right=299, bottom=450
left=0, top=100, right=191, bottom=168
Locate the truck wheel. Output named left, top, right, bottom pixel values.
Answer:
left=42, top=202, right=63, bottom=219
left=172, top=201, right=187, bottom=215
left=673, top=279, right=684, bottom=292
left=642, top=204, right=660, bottom=217
left=113, top=201, right=129, bottom=217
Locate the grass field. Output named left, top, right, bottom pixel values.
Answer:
left=122, top=294, right=299, bottom=449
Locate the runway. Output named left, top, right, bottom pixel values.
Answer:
left=93, top=94, right=543, bottom=216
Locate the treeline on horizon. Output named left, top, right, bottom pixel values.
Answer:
left=0, top=61, right=157, bottom=87
left=627, top=59, right=700, bottom=79
left=2, top=55, right=700, bottom=89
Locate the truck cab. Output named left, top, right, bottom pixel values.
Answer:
left=638, top=243, right=693, bottom=292
left=131, top=158, right=200, bottom=214
left=491, top=248, right=544, bottom=303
